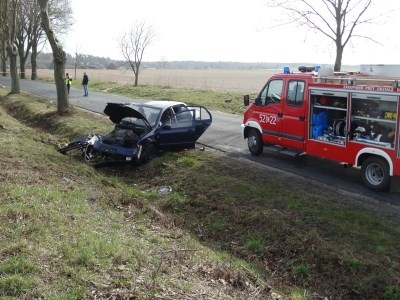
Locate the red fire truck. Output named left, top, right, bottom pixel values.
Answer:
left=241, top=67, right=400, bottom=192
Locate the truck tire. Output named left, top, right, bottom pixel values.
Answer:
left=361, top=156, right=390, bottom=191
left=247, top=129, right=263, bottom=156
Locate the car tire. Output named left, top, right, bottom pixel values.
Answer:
left=141, top=143, right=157, bottom=164
left=361, top=156, right=390, bottom=191
left=247, top=129, right=263, bottom=156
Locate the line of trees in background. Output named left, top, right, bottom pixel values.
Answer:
left=31, top=52, right=331, bottom=71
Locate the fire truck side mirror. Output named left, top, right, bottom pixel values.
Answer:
left=244, top=95, right=250, bottom=106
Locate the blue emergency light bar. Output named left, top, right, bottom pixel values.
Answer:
left=283, top=65, right=321, bottom=73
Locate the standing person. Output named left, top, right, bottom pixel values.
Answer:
left=82, top=72, right=89, bottom=97
left=64, top=73, right=72, bottom=95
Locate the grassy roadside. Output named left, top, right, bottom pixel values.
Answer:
left=1, top=88, right=400, bottom=299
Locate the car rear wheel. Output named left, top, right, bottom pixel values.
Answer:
left=247, top=129, right=263, bottom=156
left=361, top=156, right=390, bottom=191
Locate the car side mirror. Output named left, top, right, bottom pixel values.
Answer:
left=254, top=97, right=261, bottom=106
left=244, top=95, right=250, bottom=106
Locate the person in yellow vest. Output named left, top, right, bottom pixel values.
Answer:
left=64, top=73, right=72, bottom=95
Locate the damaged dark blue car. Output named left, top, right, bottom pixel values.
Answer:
left=59, top=100, right=212, bottom=166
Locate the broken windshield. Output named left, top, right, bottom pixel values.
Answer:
left=127, top=104, right=161, bottom=127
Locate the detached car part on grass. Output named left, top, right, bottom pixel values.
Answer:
left=59, top=101, right=212, bottom=166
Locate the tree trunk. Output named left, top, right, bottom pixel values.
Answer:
left=7, top=43, right=19, bottom=94
left=17, top=42, right=27, bottom=79
left=3, top=0, right=19, bottom=91
left=134, top=63, right=140, bottom=86
left=19, top=56, right=26, bottom=79
left=17, top=43, right=30, bottom=80
left=31, top=41, right=38, bottom=80
left=38, top=0, right=69, bottom=113
left=53, top=52, right=68, bottom=112
left=334, top=43, right=344, bottom=72
left=1, top=42, right=6, bottom=76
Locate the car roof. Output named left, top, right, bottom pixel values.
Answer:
left=143, top=100, right=186, bottom=108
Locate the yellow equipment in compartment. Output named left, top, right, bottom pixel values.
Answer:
left=384, top=111, right=397, bottom=120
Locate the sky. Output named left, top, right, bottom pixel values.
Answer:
left=63, top=0, right=400, bottom=66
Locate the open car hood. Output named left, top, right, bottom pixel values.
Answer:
left=104, top=103, right=147, bottom=124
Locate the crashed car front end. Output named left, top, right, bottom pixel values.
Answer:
left=59, top=133, right=145, bottom=165
left=87, top=134, right=144, bottom=163
left=59, top=102, right=155, bottom=166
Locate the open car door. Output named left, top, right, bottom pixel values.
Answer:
left=188, top=105, right=213, bottom=139
left=158, top=106, right=212, bottom=150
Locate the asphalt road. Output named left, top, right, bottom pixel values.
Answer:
left=1, top=77, right=399, bottom=204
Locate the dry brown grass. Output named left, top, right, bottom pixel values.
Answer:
left=34, top=68, right=276, bottom=93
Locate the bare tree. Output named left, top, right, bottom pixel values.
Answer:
left=19, top=0, right=72, bottom=80
left=159, top=56, right=168, bottom=69
left=15, top=0, right=34, bottom=79
left=269, top=0, right=375, bottom=71
left=73, top=44, right=83, bottom=80
left=30, top=2, right=43, bottom=80
left=38, top=0, right=69, bottom=113
left=119, top=22, right=155, bottom=87
left=29, top=0, right=46, bottom=80
left=1, top=0, right=20, bottom=94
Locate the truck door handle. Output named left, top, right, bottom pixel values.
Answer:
left=299, top=116, right=305, bottom=121
left=278, top=112, right=283, bottom=118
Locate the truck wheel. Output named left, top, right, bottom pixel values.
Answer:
left=361, top=156, right=390, bottom=191
left=247, top=129, right=263, bottom=156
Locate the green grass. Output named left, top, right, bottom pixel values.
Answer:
left=1, top=88, right=400, bottom=299
left=243, top=235, right=264, bottom=253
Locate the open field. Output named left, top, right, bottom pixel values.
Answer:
left=34, top=68, right=277, bottom=93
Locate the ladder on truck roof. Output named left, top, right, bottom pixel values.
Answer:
left=293, top=65, right=400, bottom=88
left=313, top=75, right=400, bottom=88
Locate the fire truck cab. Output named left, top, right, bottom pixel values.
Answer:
left=241, top=67, right=400, bottom=192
